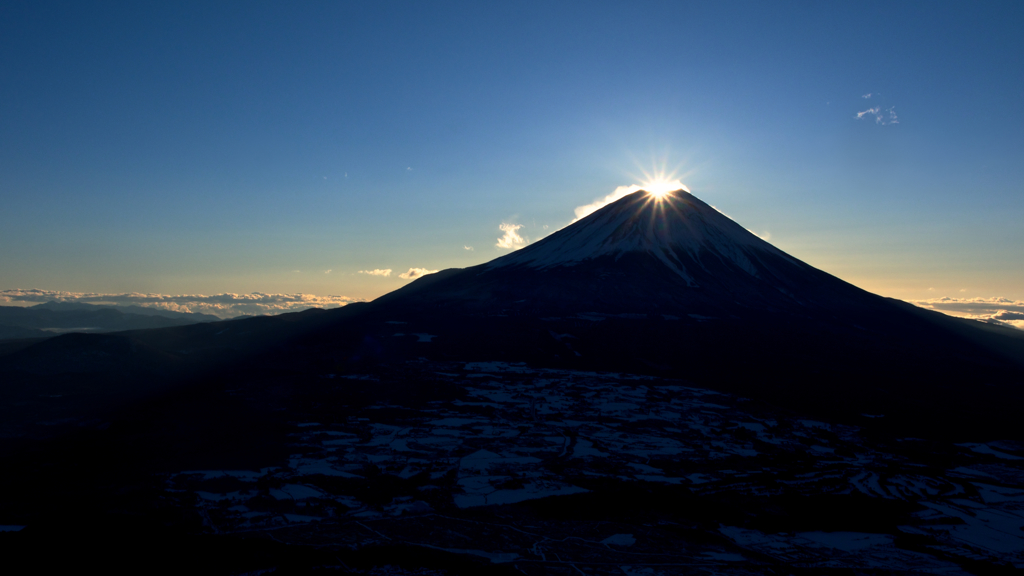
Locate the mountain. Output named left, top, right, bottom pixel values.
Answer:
left=375, top=189, right=881, bottom=316
left=0, top=302, right=219, bottom=339
left=490, top=188, right=816, bottom=293
left=30, top=300, right=222, bottom=323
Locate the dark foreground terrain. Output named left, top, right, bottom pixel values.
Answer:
left=2, top=354, right=1022, bottom=574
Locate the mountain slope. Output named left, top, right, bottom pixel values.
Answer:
left=376, top=189, right=883, bottom=317
left=489, top=188, right=794, bottom=283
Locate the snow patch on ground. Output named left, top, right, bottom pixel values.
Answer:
left=270, top=484, right=326, bottom=500
left=958, top=443, right=1024, bottom=460
left=601, top=533, right=635, bottom=546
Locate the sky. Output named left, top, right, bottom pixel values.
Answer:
left=1, top=1, right=1022, bottom=319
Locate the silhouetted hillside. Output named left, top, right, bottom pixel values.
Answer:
left=0, top=302, right=219, bottom=338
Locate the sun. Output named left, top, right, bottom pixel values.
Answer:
left=635, top=164, right=689, bottom=199
left=640, top=178, right=687, bottom=199
left=624, top=160, right=692, bottom=201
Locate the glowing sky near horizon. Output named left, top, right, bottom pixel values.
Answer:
left=1, top=1, right=1022, bottom=306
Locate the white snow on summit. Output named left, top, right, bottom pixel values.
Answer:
left=488, top=189, right=794, bottom=286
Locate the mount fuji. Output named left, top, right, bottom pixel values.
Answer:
left=376, top=188, right=880, bottom=317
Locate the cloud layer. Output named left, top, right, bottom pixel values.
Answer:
left=359, top=269, right=392, bottom=277
left=398, top=268, right=438, bottom=280
left=0, top=289, right=360, bottom=319
left=5, top=289, right=1019, bottom=330
left=911, top=297, right=1024, bottom=330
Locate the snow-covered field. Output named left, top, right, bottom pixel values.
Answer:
left=166, top=360, right=1024, bottom=573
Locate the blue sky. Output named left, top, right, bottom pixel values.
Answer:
left=2, top=1, right=1022, bottom=313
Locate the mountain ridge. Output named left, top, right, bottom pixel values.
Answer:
left=30, top=300, right=222, bottom=323
left=0, top=303, right=219, bottom=339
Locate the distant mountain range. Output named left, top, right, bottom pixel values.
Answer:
left=30, top=300, right=223, bottom=322
left=0, top=300, right=219, bottom=339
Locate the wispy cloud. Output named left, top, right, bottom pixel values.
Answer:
left=910, top=297, right=1024, bottom=330
left=358, top=269, right=392, bottom=277
left=0, top=289, right=360, bottom=319
left=856, top=106, right=898, bottom=125
left=463, top=245, right=474, bottom=251
left=398, top=267, right=438, bottom=280
left=324, top=269, right=332, bottom=274
left=496, top=223, right=527, bottom=250
left=856, top=106, right=880, bottom=119
left=862, top=93, right=873, bottom=99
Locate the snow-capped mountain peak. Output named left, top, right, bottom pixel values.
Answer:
left=488, top=189, right=793, bottom=287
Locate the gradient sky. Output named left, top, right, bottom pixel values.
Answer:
left=2, top=1, right=1022, bottom=308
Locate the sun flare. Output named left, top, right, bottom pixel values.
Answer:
left=635, top=163, right=690, bottom=199
left=640, top=178, right=687, bottom=199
